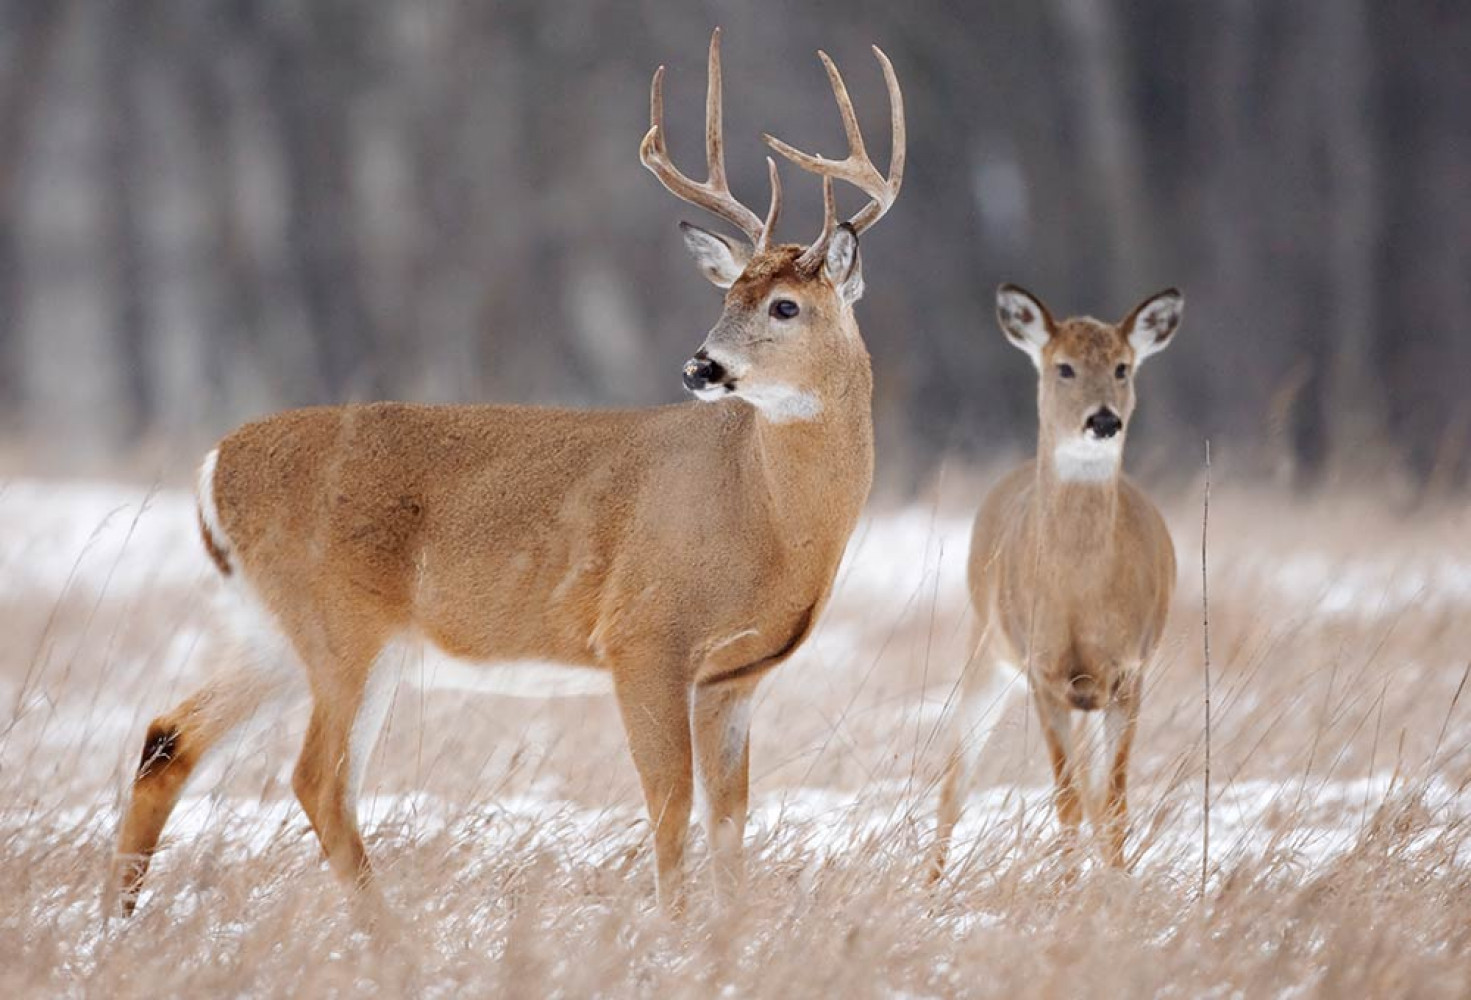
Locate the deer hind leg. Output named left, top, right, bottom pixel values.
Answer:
left=1099, top=674, right=1141, bottom=868
left=114, top=651, right=297, bottom=913
left=611, top=654, right=694, bottom=914
left=291, top=638, right=400, bottom=892
left=931, top=635, right=1023, bottom=882
left=692, top=679, right=755, bottom=900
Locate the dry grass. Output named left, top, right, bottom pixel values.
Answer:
left=2, top=474, right=1470, bottom=997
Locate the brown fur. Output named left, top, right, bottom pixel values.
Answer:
left=933, top=287, right=1181, bottom=877
left=114, top=245, right=876, bottom=915
left=724, top=245, right=816, bottom=304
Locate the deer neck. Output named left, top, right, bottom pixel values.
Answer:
left=746, top=355, right=874, bottom=552
left=1033, top=427, right=1122, bottom=564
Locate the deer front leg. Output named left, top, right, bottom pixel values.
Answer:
left=692, top=679, right=755, bottom=900
left=613, top=659, right=694, bottom=914
left=1100, top=674, right=1141, bottom=868
left=1037, top=694, right=1083, bottom=835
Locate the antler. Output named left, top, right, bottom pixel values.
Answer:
left=765, top=46, right=905, bottom=268
left=641, top=28, right=780, bottom=249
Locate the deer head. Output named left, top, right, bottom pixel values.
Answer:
left=996, top=284, right=1184, bottom=481
left=641, top=29, right=904, bottom=423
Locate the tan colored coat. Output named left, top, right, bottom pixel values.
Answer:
left=933, top=283, right=1183, bottom=875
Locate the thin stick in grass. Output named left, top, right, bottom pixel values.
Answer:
left=1200, top=439, right=1212, bottom=901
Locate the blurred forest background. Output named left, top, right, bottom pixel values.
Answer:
left=0, top=1, right=1467, bottom=495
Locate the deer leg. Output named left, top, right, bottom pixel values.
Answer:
left=692, top=679, right=755, bottom=900
left=931, top=754, right=966, bottom=883
left=291, top=643, right=397, bottom=892
left=114, top=657, right=295, bottom=914
left=1100, top=674, right=1141, bottom=868
left=931, top=650, right=1023, bottom=882
left=1037, top=695, right=1083, bottom=835
left=613, top=661, right=694, bottom=914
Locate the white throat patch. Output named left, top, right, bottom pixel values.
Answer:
left=735, top=382, right=823, bottom=423
left=691, top=384, right=732, bottom=402
left=1053, top=434, right=1123, bottom=483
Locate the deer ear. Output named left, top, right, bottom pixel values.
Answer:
left=1123, top=288, right=1184, bottom=364
left=996, top=284, right=1053, bottom=367
left=823, top=223, right=863, bottom=305
left=680, top=222, right=750, bottom=289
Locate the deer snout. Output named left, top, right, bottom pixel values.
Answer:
left=1084, top=408, right=1123, bottom=439
left=683, top=351, right=730, bottom=394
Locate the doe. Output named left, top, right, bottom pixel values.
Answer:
left=932, top=283, right=1183, bottom=875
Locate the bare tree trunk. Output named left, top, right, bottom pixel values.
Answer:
left=1320, top=0, right=1392, bottom=482
left=258, top=7, right=381, bottom=402
left=0, top=2, right=69, bottom=428
left=1050, top=0, right=1153, bottom=306
left=175, top=5, right=267, bottom=426
left=100, top=0, right=150, bottom=439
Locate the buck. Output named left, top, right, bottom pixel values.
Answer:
left=113, top=30, right=904, bottom=914
left=931, top=284, right=1182, bottom=876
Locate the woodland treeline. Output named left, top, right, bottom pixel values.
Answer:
left=0, top=1, right=1466, bottom=492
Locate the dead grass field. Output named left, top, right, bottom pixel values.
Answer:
left=2, top=472, right=1470, bottom=997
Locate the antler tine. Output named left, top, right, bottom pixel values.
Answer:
left=796, top=176, right=836, bottom=271
left=755, top=157, right=783, bottom=252
left=704, top=28, right=730, bottom=192
left=850, top=45, right=905, bottom=233
left=640, top=28, right=769, bottom=245
left=763, top=45, right=906, bottom=238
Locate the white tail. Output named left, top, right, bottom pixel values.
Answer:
left=113, top=30, right=905, bottom=916
left=933, top=285, right=1182, bottom=877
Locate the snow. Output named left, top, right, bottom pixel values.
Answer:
left=1262, top=552, right=1471, bottom=617
left=833, top=507, right=972, bottom=607
left=8, top=478, right=1461, bottom=623
left=0, top=479, right=208, bottom=601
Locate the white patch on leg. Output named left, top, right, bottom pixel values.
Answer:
left=695, top=692, right=752, bottom=838
left=1053, top=434, right=1123, bottom=483
left=720, top=696, right=752, bottom=769
left=1076, top=708, right=1107, bottom=813
left=349, top=641, right=406, bottom=802
left=691, top=693, right=708, bottom=826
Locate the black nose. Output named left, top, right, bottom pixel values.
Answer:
left=682, top=352, right=727, bottom=392
left=1085, top=409, right=1123, bottom=439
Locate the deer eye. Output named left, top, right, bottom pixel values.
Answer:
left=1115, top=363, right=1128, bottom=380
left=1057, top=363, right=1075, bottom=379
left=770, top=299, right=800, bottom=320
